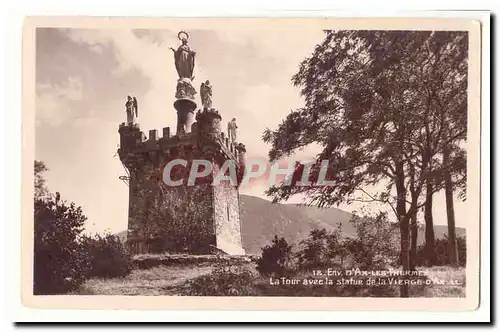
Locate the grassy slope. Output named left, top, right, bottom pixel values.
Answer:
left=77, top=265, right=213, bottom=295
left=77, top=263, right=465, bottom=297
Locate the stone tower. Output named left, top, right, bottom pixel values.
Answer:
left=118, top=32, right=245, bottom=255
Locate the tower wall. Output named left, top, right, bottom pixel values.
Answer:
left=118, top=114, right=245, bottom=255
left=212, top=166, right=245, bottom=255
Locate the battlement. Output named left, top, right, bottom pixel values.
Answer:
left=118, top=127, right=244, bottom=169
left=196, top=107, right=222, bottom=120
left=119, top=109, right=241, bottom=164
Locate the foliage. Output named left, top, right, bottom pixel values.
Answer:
left=34, top=193, right=90, bottom=294
left=184, top=257, right=255, bottom=296
left=292, top=213, right=398, bottom=272
left=33, top=160, right=131, bottom=294
left=34, top=160, right=50, bottom=201
left=255, top=212, right=400, bottom=280
left=256, top=235, right=294, bottom=276
left=80, top=233, right=132, bottom=278
left=346, top=211, right=400, bottom=269
left=262, top=32, right=468, bottom=294
left=417, top=236, right=466, bottom=267
left=295, top=227, right=343, bottom=270
left=263, top=31, right=466, bottom=207
left=138, top=180, right=215, bottom=254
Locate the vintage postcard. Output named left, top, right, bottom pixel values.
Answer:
left=21, top=16, right=483, bottom=312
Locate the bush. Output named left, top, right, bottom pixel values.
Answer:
left=184, top=256, right=255, bottom=296
left=416, top=236, right=466, bottom=267
left=296, top=228, right=343, bottom=270
left=34, top=194, right=91, bottom=294
left=34, top=195, right=132, bottom=294
left=81, top=233, right=132, bottom=278
left=256, top=235, right=294, bottom=276
left=347, top=211, right=400, bottom=269
left=33, top=161, right=131, bottom=294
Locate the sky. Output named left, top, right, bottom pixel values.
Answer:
left=35, top=28, right=468, bottom=234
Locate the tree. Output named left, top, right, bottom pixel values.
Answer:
left=263, top=31, right=467, bottom=297
left=34, top=161, right=133, bottom=294
left=423, top=178, right=436, bottom=266
left=34, top=160, right=49, bottom=200
left=348, top=211, right=400, bottom=269
left=34, top=160, right=93, bottom=294
left=34, top=192, right=90, bottom=294
left=296, top=228, right=341, bottom=270
left=256, top=235, right=293, bottom=276
left=419, top=32, right=468, bottom=266
left=442, top=144, right=467, bottom=266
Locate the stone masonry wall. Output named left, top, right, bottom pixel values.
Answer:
left=127, top=157, right=217, bottom=254
left=121, top=129, right=218, bottom=254
left=119, top=116, right=245, bottom=256
left=212, top=163, right=245, bottom=255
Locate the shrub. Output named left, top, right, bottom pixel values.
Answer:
left=416, top=236, right=466, bottom=267
left=33, top=161, right=131, bottom=294
left=256, top=235, right=294, bottom=276
left=347, top=211, right=400, bottom=269
left=81, top=233, right=132, bottom=278
left=34, top=193, right=91, bottom=294
left=184, top=256, right=255, bottom=296
left=296, top=228, right=343, bottom=270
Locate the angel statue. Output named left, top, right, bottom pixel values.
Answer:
left=125, top=96, right=134, bottom=125
left=200, top=80, right=212, bottom=109
left=170, top=31, right=196, bottom=80
left=133, top=97, right=138, bottom=118
left=228, top=118, right=238, bottom=143
left=125, top=96, right=139, bottom=125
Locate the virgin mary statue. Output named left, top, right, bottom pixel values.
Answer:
left=170, top=32, right=196, bottom=80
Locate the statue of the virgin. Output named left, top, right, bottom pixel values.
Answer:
left=170, top=31, right=196, bottom=80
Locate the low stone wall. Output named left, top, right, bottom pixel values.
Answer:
left=131, top=253, right=257, bottom=270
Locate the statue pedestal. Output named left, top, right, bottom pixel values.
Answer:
left=195, top=108, right=222, bottom=140
left=174, top=98, right=197, bottom=135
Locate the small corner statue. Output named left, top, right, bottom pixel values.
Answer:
left=200, top=80, right=212, bottom=109
left=228, top=118, right=238, bottom=143
left=170, top=31, right=196, bottom=81
left=125, top=95, right=138, bottom=125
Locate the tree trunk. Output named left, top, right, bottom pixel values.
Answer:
left=424, top=179, right=436, bottom=266
left=443, top=147, right=459, bottom=266
left=396, top=164, right=409, bottom=297
left=399, top=217, right=410, bottom=297
left=409, top=209, right=418, bottom=271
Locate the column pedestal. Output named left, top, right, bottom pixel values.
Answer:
left=174, top=98, right=197, bottom=135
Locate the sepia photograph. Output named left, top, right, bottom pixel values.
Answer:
left=21, top=16, right=482, bottom=311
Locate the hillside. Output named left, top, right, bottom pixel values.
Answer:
left=239, top=195, right=355, bottom=254
left=117, top=194, right=466, bottom=255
